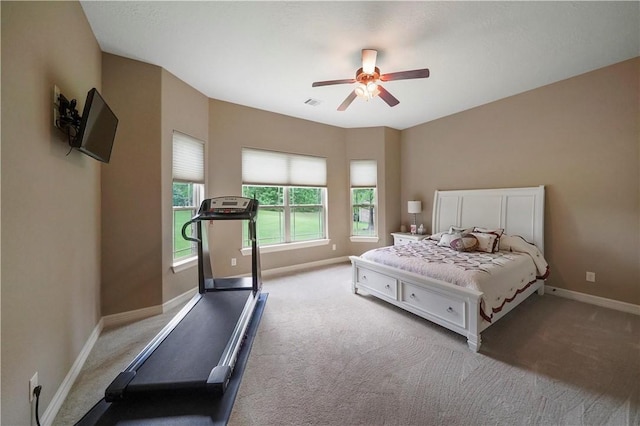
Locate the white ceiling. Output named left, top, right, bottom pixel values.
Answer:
left=80, top=1, right=639, bottom=130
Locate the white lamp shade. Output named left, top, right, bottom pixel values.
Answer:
left=407, top=201, right=422, bottom=214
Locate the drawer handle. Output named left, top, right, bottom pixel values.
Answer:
left=385, top=284, right=390, bottom=289
left=362, top=275, right=367, bottom=281
left=410, top=293, right=416, bottom=299
left=447, top=307, right=454, bottom=313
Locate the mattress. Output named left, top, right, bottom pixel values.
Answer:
left=360, top=239, right=547, bottom=321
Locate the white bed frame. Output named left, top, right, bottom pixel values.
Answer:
left=349, top=186, right=545, bottom=352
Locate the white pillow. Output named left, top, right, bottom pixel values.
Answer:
left=449, top=226, right=473, bottom=234
left=438, top=232, right=462, bottom=247
left=473, top=227, right=504, bottom=237
left=429, top=231, right=445, bottom=241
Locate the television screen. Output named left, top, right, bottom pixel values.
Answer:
left=75, top=88, right=118, bottom=163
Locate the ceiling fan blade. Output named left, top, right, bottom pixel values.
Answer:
left=380, top=68, right=430, bottom=82
left=337, top=90, right=357, bottom=111
left=377, top=85, right=400, bottom=107
left=312, top=78, right=356, bottom=87
left=362, top=49, right=377, bottom=74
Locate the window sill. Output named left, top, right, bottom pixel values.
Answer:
left=240, top=239, right=330, bottom=256
left=350, top=236, right=379, bottom=243
left=172, top=256, right=197, bottom=273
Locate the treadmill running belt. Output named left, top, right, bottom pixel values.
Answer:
left=128, top=290, right=251, bottom=390
left=74, top=293, right=268, bottom=426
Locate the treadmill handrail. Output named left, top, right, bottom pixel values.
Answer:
left=181, top=208, right=257, bottom=243
left=181, top=217, right=201, bottom=243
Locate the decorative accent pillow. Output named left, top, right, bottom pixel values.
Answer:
left=471, top=232, right=499, bottom=253
left=472, top=227, right=504, bottom=252
left=449, top=233, right=479, bottom=252
left=473, top=227, right=504, bottom=237
left=438, top=232, right=462, bottom=247
left=449, top=226, right=473, bottom=234
left=429, top=231, right=445, bottom=241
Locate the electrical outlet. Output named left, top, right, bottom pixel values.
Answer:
left=29, top=372, right=38, bottom=402
left=231, top=258, right=237, bottom=267
left=53, top=85, right=61, bottom=127
left=586, top=271, right=596, bottom=282
left=332, top=244, right=336, bottom=251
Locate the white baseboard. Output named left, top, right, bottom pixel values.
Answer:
left=163, top=287, right=197, bottom=313
left=41, top=319, right=104, bottom=426
left=546, top=286, right=640, bottom=316
left=102, top=304, right=163, bottom=329
left=262, top=256, right=350, bottom=277
left=102, top=287, right=199, bottom=329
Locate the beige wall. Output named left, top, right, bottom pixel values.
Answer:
left=383, top=128, right=402, bottom=246
left=208, top=100, right=351, bottom=276
left=345, top=127, right=402, bottom=252
left=401, top=58, right=640, bottom=304
left=160, top=70, right=209, bottom=302
left=101, top=54, right=163, bottom=315
left=101, top=57, right=211, bottom=312
left=1, top=2, right=102, bottom=423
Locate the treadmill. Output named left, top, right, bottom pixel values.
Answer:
left=105, top=196, right=262, bottom=402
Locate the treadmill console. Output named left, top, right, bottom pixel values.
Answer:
left=198, top=196, right=258, bottom=219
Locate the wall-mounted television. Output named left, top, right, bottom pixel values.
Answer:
left=67, top=88, right=119, bottom=163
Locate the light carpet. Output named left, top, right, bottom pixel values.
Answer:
left=228, top=263, right=639, bottom=425
left=56, top=263, right=639, bottom=425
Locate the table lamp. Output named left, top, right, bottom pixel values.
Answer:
left=407, top=201, right=422, bottom=233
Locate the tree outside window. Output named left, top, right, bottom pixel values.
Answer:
left=352, top=188, right=376, bottom=236
left=350, top=160, right=377, bottom=238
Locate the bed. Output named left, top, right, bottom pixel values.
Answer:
left=349, top=186, right=547, bottom=352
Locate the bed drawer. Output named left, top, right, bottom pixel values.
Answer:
left=401, top=282, right=466, bottom=328
left=356, top=268, right=397, bottom=299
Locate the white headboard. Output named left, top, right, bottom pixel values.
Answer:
left=432, top=186, right=545, bottom=253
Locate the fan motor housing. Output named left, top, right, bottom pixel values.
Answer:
left=355, top=67, right=380, bottom=84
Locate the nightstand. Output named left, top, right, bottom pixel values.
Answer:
left=391, top=232, right=429, bottom=246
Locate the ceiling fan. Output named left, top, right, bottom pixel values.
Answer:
left=312, top=49, right=430, bottom=111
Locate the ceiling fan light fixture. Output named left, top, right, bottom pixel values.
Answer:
left=355, top=82, right=379, bottom=100
left=311, top=48, right=429, bottom=111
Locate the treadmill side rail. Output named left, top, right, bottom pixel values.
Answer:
left=207, top=366, right=232, bottom=394
left=105, top=371, right=136, bottom=402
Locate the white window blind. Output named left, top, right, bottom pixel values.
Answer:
left=242, top=148, right=327, bottom=187
left=173, top=132, right=204, bottom=183
left=350, top=160, right=377, bottom=187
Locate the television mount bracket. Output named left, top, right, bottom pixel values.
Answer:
left=55, top=93, right=82, bottom=146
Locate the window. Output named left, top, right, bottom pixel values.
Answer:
left=350, top=160, right=377, bottom=238
left=241, top=149, right=327, bottom=248
left=241, top=186, right=326, bottom=246
left=173, top=132, right=204, bottom=262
